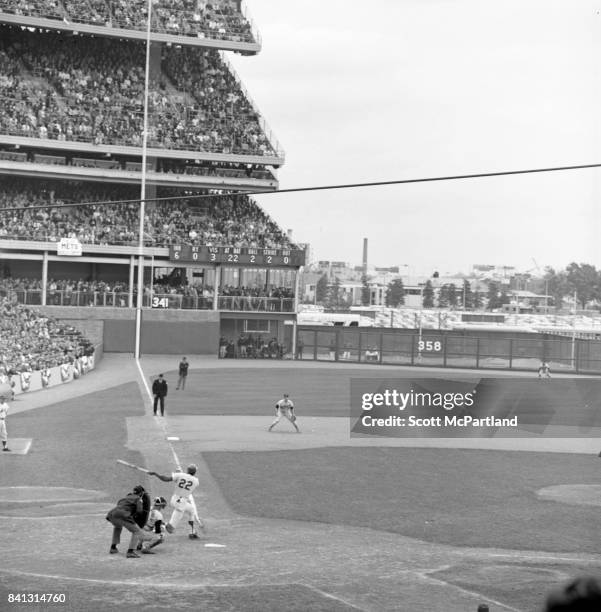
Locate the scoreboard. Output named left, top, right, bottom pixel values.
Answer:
left=169, top=245, right=305, bottom=267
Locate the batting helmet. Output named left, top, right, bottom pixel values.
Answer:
left=187, top=464, right=198, bottom=475
left=133, top=485, right=145, bottom=495
left=154, top=496, right=167, bottom=508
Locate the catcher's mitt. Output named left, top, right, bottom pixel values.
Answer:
left=290, top=414, right=297, bottom=422
left=134, top=491, right=152, bottom=528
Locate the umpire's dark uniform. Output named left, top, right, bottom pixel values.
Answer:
left=152, top=374, right=168, bottom=416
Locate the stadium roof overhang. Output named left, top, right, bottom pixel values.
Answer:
left=0, top=135, right=285, bottom=168
left=0, top=13, right=261, bottom=54
left=0, top=160, right=279, bottom=191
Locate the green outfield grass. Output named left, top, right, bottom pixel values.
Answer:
left=3, top=363, right=599, bottom=612
left=203, top=446, right=601, bottom=554
left=2, top=383, right=151, bottom=511
left=162, top=367, right=489, bottom=417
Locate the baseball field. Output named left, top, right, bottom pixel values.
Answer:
left=1, top=354, right=600, bottom=612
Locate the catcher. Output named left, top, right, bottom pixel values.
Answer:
left=137, top=496, right=167, bottom=552
left=268, top=393, right=300, bottom=433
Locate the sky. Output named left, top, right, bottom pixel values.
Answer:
left=227, top=0, right=601, bottom=276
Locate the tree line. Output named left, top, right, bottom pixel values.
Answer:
left=311, top=263, right=600, bottom=311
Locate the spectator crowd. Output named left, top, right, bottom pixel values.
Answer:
left=0, top=0, right=256, bottom=43
left=0, top=276, right=295, bottom=311
left=219, top=334, right=285, bottom=359
left=0, top=295, right=95, bottom=377
left=0, top=178, right=295, bottom=249
left=0, top=26, right=276, bottom=155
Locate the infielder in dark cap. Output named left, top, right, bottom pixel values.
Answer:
left=106, top=485, right=159, bottom=557
left=268, top=393, right=300, bottom=433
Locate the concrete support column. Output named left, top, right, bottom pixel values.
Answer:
left=213, top=265, right=220, bottom=311
left=293, top=266, right=303, bottom=313
left=129, top=255, right=135, bottom=308
left=41, top=251, right=48, bottom=306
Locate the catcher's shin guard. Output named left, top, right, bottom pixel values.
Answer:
left=145, top=534, right=163, bottom=550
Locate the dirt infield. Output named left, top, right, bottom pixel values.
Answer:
left=1, top=354, right=600, bottom=612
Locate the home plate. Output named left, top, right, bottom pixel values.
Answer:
left=204, top=543, right=226, bottom=548
left=166, top=436, right=180, bottom=441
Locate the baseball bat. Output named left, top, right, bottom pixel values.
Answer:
left=116, top=459, right=150, bottom=474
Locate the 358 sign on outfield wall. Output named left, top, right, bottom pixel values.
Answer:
left=418, top=339, right=442, bottom=352
left=169, top=245, right=305, bottom=267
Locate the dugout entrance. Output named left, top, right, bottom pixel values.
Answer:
left=219, top=313, right=295, bottom=359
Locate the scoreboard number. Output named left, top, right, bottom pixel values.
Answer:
left=168, top=245, right=305, bottom=267
left=152, top=296, right=169, bottom=309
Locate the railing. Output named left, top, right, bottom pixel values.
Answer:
left=0, top=232, right=293, bottom=251
left=143, top=293, right=212, bottom=310
left=1, top=289, right=295, bottom=313
left=45, top=290, right=130, bottom=307
left=218, top=296, right=294, bottom=312
left=219, top=51, right=285, bottom=160
left=0, top=232, right=142, bottom=247
left=0, top=288, right=44, bottom=305
left=0, top=151, right=276, bottom=180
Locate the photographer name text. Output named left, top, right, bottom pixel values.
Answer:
left=360, top=415, right=518, bottom=428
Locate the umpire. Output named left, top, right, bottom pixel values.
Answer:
left=106, top=485, right=156, bottom=557
left=152, top=374, right=168, bottom=416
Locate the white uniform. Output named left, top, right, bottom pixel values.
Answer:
left=168, top=471, right=200, bottom=529
left=0, top=400, right=8, bottom=444
left=269, top=397, right=299, bottom=431
left=146, top=508, right=164, bottom=532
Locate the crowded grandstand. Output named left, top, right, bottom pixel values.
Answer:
left=0, top=0, right=298, bottom=384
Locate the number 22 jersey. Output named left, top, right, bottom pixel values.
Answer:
left=171, top=472, right=199, bottom=500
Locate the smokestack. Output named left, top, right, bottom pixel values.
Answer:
left=362, top=238, right=368, bottom=275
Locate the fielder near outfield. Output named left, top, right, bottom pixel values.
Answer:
left=0, top=394, right=10, bottom=451
left=147, top=464, right=207, bottom=539
left=268, top=393, right=300, bottom=433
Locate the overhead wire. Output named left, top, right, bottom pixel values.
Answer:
left=0, top=161, right=600, bottom=212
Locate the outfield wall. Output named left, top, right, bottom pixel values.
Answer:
left=36, top=306, right=220, bottom=355
left=297, top=326, right=601, bottom=374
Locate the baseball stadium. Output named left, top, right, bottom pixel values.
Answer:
left=1, top=3, right=601, bottom=612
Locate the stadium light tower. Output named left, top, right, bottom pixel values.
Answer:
left=135, top=0, right=154, bottom=359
